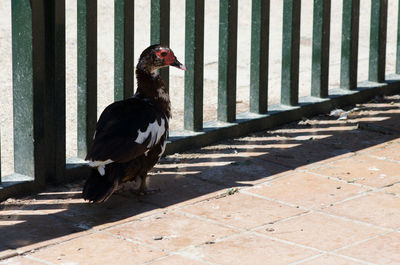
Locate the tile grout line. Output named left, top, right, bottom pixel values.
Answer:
left=306, top=169, right=378, bottom=189
left=330, top=230, right=394, bottom=253
left=24, top=255, right=57, bottom=265
left=365, top=153, right=400, bottom=165
left=315, top=210, right=395, bottom=232
left=328, top=252, right=378, bottom=265
left=252, top=230, right=379, bottom=265
left=8, top=230, right=96, bottom=260
left=285, top=253, right=326, bottom=265
left=100, top=230, right=168, bottom=253
left=241, top=188, right=396, bottom=232
left=176, top=209, right=246, bottom=232
left=239, top=189, right=313, bottom=211
left=139, top=251, right=218, bottom=265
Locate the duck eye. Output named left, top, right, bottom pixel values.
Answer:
left=160, top=52, right=168, bottom=57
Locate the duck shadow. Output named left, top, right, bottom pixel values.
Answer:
left=1, top=96, right=400, bottom=252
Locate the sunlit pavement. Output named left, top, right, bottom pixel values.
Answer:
left=1, top=95, right=400, bottom=265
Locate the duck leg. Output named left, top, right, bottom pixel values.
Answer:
left=138, top=174, right=160, bottom=195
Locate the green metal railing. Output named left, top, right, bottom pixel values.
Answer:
left=1, top=0, right=399, bottom=200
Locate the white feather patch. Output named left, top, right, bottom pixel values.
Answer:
left=157, top=89, right=169, bottom=101
left=88, top=159, right=113, bottom=176
left=159, top=139, right=167, bottom=158
left=135, top=118, right=166, bottom=148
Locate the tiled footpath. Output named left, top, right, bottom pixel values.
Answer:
left=1, top=95, right=400, bottom=265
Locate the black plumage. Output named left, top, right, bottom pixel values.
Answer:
left=83, top=44, right=186, bottom=202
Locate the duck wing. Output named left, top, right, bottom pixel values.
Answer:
left=85, top=97, right=168, bottom=164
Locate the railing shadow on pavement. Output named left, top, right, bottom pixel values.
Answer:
left=0, top=95, right=399, bottom=254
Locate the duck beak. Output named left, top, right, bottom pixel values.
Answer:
left=170, top=58, right=187, bottom=71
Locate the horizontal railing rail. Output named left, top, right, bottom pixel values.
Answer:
left=1, top=0, right=399, bottom=200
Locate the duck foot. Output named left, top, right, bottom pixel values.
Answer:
left=137, top=188, right=161, bottom=196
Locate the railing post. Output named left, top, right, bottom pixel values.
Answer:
left=77, top=0, right=97, bottom=159
left=47, top=0, right=66, bottom=183
left=281, top=0, right=301, bottom=106
left=0, top=128, right=1, bottom=184
left=218, top=0, right=238, bottom=123
left=250, top=0, right=270, bottom=114
left=114, top=0, right=134, bottom=101
left=311, top=0, right=331, bottom=98
left=340, top=0, right=359, bottom=90
left=184, top=0, right=204, bottom=131
left=22, top=0, right=66, bottom=184
left=151, top=0, right=170, bottom=90
left=369, top=0, right=387, bottom=83
left=397, top=0, right=400, bottom=74
left=12, top=0, right=35, bottom=177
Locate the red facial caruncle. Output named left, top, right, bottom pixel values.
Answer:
left=155, top=48, right=175, bottom=65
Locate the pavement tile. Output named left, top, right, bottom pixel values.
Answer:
left=323, top=192, right=400, bottom=229
left=296, top=254, right=365, bottom=265
left=0, top=256, right=47, bottom=265
left=260, top=126, right=395, bottom=168
left=257, top=212, right=385, bottom=251
left=188, top=157, right=291, bottom=187
left=0, top=249, right=17, bottom=261
left=146, top=254, right=209, bottom=265
left=182, top=192, right=304, bottom=229
left=158, top=150, right=292, bottom=186
left=30, top=233, right=164, bottom=265
left=383, top=183, right=400, bottom=195
left=314, top=130, right=395, bottom=154
left=337, top=232, right=400, bottom=265
left=0, top=211, right=84, bottom=252
left=310, top=155, right=400, bottom=188
left=367, top=142, right=400, bottom=162
left=246, top=172, right=367, bottom=209
left=53, top=195, right=160, bottom=231
left=372, top=116, right=400, bottom=132
left=0, top=190, right=161, bottom=231
left=107, top=211, right=237, bottom=252
left=183, top=232, right=318, bottom=265
left=140, top=172, right=225, bottom=209
left=256, top=140, right=351, bottom=169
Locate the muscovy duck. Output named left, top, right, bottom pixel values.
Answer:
left=83, top=44, right=186, bottom=203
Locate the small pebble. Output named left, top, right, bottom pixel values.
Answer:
left=336, top=186, right=341, bottom=189
left=153, top=236, right=163, bottom=240
left=265, top=228, right=275, bottom=232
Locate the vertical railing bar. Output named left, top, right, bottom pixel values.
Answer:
left=218, top=0, right=238, bottom=123
left=151, top=0, right=170, bottom=90
left=31, top=0, right=47, bottom=185
left=114, top=0, right=134, bottom=101
left=184, top=0, right=204, bottom=131
left=12, top=0, right=35, bottom=177
left=77, top=0, right=97, bottom=159
left=369, top=0, right=388, bottom=83
left=281, top=0, right=301, bottom=106
left=0, top=127, right=2, bottom=184
left=396, top=0, right=400, bottom=74
left=250, top=0, right=270, bottom=114
left=340, top=0, right=360, bottom=90
left=48, top=0, right=66, bottom=182
left=311, top=0, right=331, bottom=98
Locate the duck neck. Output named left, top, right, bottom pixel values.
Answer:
left=135, top=66, right=171, bottom=118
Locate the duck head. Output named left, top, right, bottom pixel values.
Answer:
left=137, top=44, right=187, bottom=75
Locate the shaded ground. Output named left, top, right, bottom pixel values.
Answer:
left=1, top=1, right=400, bottom=172
left=0, top=94, right=399, bottom=264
